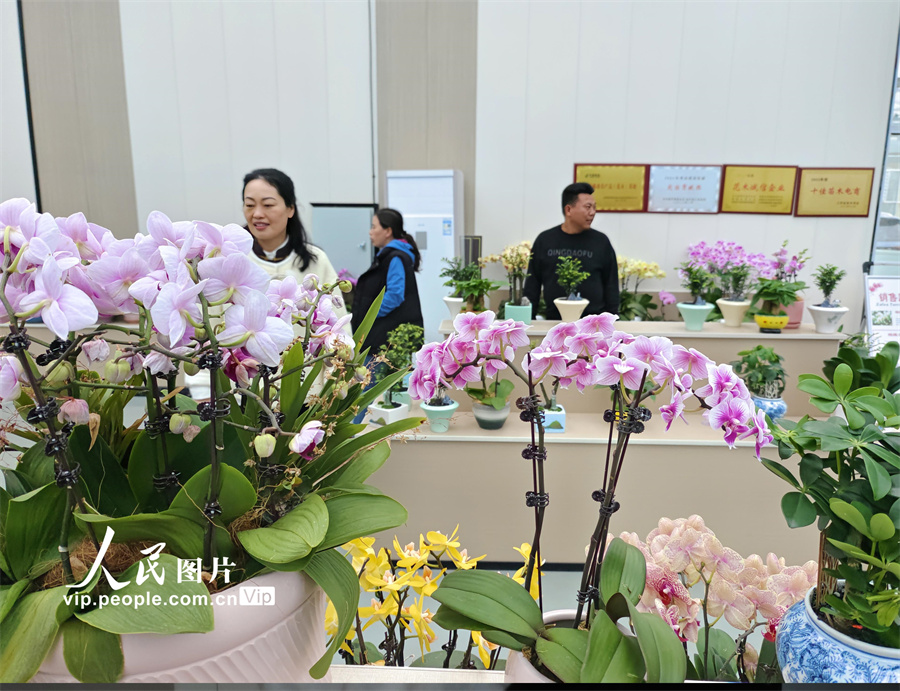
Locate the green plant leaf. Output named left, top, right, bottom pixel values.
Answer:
left=317, top=494, right=407, bottom=551
left=859, top=450, right=893, bottom=501
left=855, top=395, right=895, bottom=422
left=0, top=469, right=33, bottom=497
left=865, top=442, right=900, bottom=471
left=536, top=635, right=584, bottom=683
left=761, top=458, right=800, bottom=489
left=15, top=442, right=54, bottom=487
left=2, top=483, right=68, bottom=581
left=581, top=610, right=644, bottom=683
left=325, top=440, right=389, bottom=486
left=279, top=340, right=306, bottom=424
left=627, top=602, right=686, bottom=683
left=0, top=584, right=76, bottom=682
left=67, top=426, right=137, bottom=518
left=305, top=548, right=360, bottom=679
left=77, top=554, right=213, bottom=634
left=697, top=627, right=738, bottom=680
left=832, top=363, right=853, bottom=397
left=74, top=512, right=205, bottom=561
left=430, top=606, right=530, bottom=650
left=600, top=537, right=647, bottom=606
left=0, top=580, right=29, bottom=625
left=869, top=513, right=896, bottom=541
left=797, top=375, right=838, bottom=400
left=62, top=618, right=123, bottom=683
left=432, top=569, right=542, bottom=640
left=799, top=454, right=825, bottom=487
left=781, top=492, right=817, bottom=528
left=829, top=499, right=872, bottom=538
left=168, top=464, right=257, bottom=526
left=237, top=494, right=328, bottom=564
left=827, top=538, right=884, bottom=567
left=843, top=403, right=866, bottom=429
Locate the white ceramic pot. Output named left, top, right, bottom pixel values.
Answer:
left=443, top=295, right=464, bottom=318
left=367, top=401, right=411, bottom=426
left=807, top=304, right=849, bottom=334
left=553, top=298, right=588, bottom=322
left=472, top=402, right=511, bottom=430
left=543, top=405, right=566, bottom=433
left=715, top=298, right=751, bottom=328
left=34, top=571, right=329, bottom=683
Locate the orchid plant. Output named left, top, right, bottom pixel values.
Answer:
left=482, top=240, right=532, bottom=308
left=685, top=241, right=773, bottom=302
left=406, top=309, right=774, bottom=681
left=617, top=256, right=666, bottom=321
left=0, top=197, right=421, bottom=683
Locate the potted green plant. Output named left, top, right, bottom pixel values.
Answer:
left=676, top=262, right=716, bottom=331
left=553, top=256, right=590, bottom=321
left=0, top=199, right=420, bottom=683
left=751, top=277, right=806, bottom=333
left=807, top=263, right=849, bottom=334
left=367, top=323, right=424, bottom=423
left=617, top=256, right=666, bottom=322
left=730, top=345, right=788, bottom=420
left=439, top=258, right=480, bottom=318
left=483, top=241, right=533, bottom=324
left=761, top=340, right=900, bottom=683
left=770, top=241, right=810, bottom=329
left=464, top=375, right=516, bottom=430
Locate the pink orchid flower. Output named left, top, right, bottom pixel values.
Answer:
left=671, top=345, right=714, bottom=376
left=658, top=290, right=676, bottom=306
left=593, top=354, right=649, bottom=390
left=86, top=247, right=150, bottom=310
left=81, top=338, right=110, bottom=363
left=621, top=335, right=674, bottom=366
left=558, top=359, right=598, bottom=392
left=706, top=396, right=752, bottom=448
left=479, top=318, right=530, bottom=352
left=56, top=212, right=106, bottom=262
left=0, top=355, right=25, bottom=402
left=222, top=348, right=260, bottom=388
left=563, top=331, right=605, bottom=357
left=738, top=408, right=774, bottom=459
left=267, top=276, right=306, bottom=322
left=695, top=363, right=745, bottom=406
left=194, top=221, right=253, bottom=258
left=218, top=290, right=295, bottom=366
left=16, top=259, right=99, bottom=338
left=659, top=389, right=689, bottom=431
left=198, top=253, right=270, bottom=305
left=289, top=420, right=325, bottom=459
left=453, top=310, right=495, bottom=340
left=525, top=347, right=568, bottom=378
left=58, top=398, right=90, bottom=426
left=542, top=321, right=580, bottom=351
left=149, top=278, right=207, bottom=346
left=576, top=312, right=619, bottom=337
left=139, top=211, right=198, bottom=269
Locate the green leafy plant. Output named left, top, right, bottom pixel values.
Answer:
left=677, top=263, right=715, bottom=306
left=764, top=340, right=900, bottom=648
left=456, top=275, right=504, bottom=313
left=464, top=377, right=515, bottom=411
left=812, top=264, right=847, bottom=308
left=555, top=256, right=590, bottom=299
left=730, top=345, right=787, bottom=399
left=751, top=277, right=806, bottom=316
left=376, top=324, right=424, bottom=408
left=439, top=258, right=481, bottom=299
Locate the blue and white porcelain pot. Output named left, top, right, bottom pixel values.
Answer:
left=776, top=586, right=900, bottom=683
left=751, top=395, right=787, bottom=420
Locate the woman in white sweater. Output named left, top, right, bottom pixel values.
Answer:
left=242, top=168, right=348, bottom=324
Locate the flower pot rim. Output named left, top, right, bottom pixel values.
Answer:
left=802, top=586, right=900, bottom=660
left=420, top=399, right=460, bottom=411
left=369, top=401, right=409, bottom=412
left=750, top=394, right=785, bottom=402
left=471, top=400, right=511, bottom=411
left=676, top=301, right=714, bottom=309
left=552, top=297, right=589, bottom=305
left=443, top=295, right=464, bottom=302
left=808, top=303, right=849, bottom=311
left=715, top=298, right=752, bottom=306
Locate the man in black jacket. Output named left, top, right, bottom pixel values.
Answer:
left=523, top=182, right=620, bottom=320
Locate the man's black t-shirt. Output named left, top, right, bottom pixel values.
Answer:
left=523, top=225, right=619, bottom=320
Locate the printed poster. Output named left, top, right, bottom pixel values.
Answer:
left=866, top=275, right=900, bottom=348
left=795, top=168, right=874, bottom=217
left=720, top=166, right=797, bottom=214
left=574, top=164, right=646, bottom=212
left=647, top=165, right=722, bottom=213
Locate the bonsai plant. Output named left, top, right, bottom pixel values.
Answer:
left=676, top=262, right=716, bottom=330
left=439, top=258, right=481, bottom=318
left=770, top=241, right=810, bottom=329
left=367, top=323, right=424, bottom=424
left=750, top=277, right=806, bottom=333
left=407, top=309, right=775, bottom=682
left=482, top=241, right=532, bottom=323
left=617, top=256, right=666, bottom=321
left=762, top=340, right=900, bottom=683
left=730, top=345, right=788, bottom=419
left=808, top=263, right=849, bottom=333
left=0, top=198, right=421, bottom=683
left=553, top=256, right=590, bottom=321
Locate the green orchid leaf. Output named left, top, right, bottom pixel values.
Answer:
left=279, top=340, right=306, bottom=424
left=305, top=548, right=360, bottom=679
left=433, top=569, right=542, bottom=640
left=697, top=627, right=738, bottom=680
left=600, top=537, right=647, bottom=606
left=581, top=609, right=644, bottom=683
left=68, top=426, right=137, bottom=518
left=77, top=554, right=213, bottom=635
left=544, top=626, right=588, bottom=661
left=536, top=636, right=584, bottom=683
left=317, top=494, right=407, bottom=551
left=431, top=605, right=531, bottom=650
left=781, top=492, right=817, bottom=528
left=833, top=363, right=853, bottom=398
left=761, top=459, right=800, bottom=489
left=15, top=443, right=54, bottom=487
left=869, top=513, right=896, bottom=542
left=168, top=464, right=257, bottom=527
left=325, top=440, right=390, bottom=486
left=62, top=618, right=123, bottom=683
left=3, top=483, right=68, bottom=581
left=829, top=499, right=872, bottom=538
left=627, top=602, right=686, bottom=683
left=0, top=469, right=33, bottom=498
left=237, top=494, right=328, bottom=563
left=0, top=580, right=30, bottom=625
left=74, top=512, right=205, bottom=561
left=0, top=584, right=77, bottom=682
left=859, top=450, right=893, bottom=501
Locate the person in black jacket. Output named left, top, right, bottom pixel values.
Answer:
left=351, top=208, right=424, bottom=362
left=523, top=182, right=620, bottom=320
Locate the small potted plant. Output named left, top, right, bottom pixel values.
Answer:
left=439, top=258, right=480, bottom=318
left=770, top=241, right=810, bottom=329
left=464, top=374, right=516, bottom=429
left=369, top=323, right=424, bottom=412
left=553, top=256, right=590, bottom=321
left=730, top=345, right=788, bottom=419
left=617, top=256, right=666, bottom=321
left=763, top=341, right=900, bottom=683
left=807, top=263, right=849, bottom=333
left=483, top=241, right=533, bottom=324
left=751, top=277, right=805, bottom=333
left=676, top=262, right=715, bottom=330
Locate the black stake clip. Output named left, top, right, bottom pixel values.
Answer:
left=525, top=491, right=550, bottom=508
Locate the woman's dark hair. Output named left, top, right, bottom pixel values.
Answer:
left=243, top=168, right=317, bottom=271
left=376, top=207, right=421, bottom=271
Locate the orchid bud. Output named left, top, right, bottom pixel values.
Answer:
left=169, top=413, right=192, bottom=435
left=253, top=434, right=277, bottom=458
left=183, top=361, right=200, bottom=376
left=334, top=381, right=349, bottom=400
left=193, top=328, right=207, bottom=342
left=338, top=280, right=352, bottom=293
left=45, top=361, right=75, bottom=385
left=81, top=338, right=110, bottom=362
left=57, top=398, right=90, bottom=426
left=301, top=275, right=319, bottom=292
left=332, top=342, right=353, bottom=361
left=354, top=366, right=369, bottom=383
left=104, top=359, right=133, bottom=384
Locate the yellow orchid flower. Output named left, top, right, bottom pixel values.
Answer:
left=512, top=542, right=545, bottom=600
left=325, top=599, right=357, bottom=653
left=448, top=546, right=486, bottom=570
left=392, top=536, right=428, bottom=570
left=360, top=547, right=392, bottom=591
left=342, top=537, right=377, bottom=573
left=472, top=631, right=499, bottom=669
left=400, top=595, right=437, bottom=657
left=366, top=566, right=419, bottom=592
left=358, top=596, right=398, bottom=630
left=425, top=525, right=461, bottom=554
left=412, top=565, right=445, bottom=597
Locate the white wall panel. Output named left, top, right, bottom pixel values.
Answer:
left=120, top=0, right=373, bottom=235
left=0, top=0, right=36, bottom=203
left=475, top=0, right=900, bottom=325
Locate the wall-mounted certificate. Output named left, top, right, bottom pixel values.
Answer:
left=795, top=168, right=874, bottom=217
left=720, top=165, right=797, bottom=214
left=647, top=165, right=722, bottom=213
left=574, top=164, right=647, bottom=212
